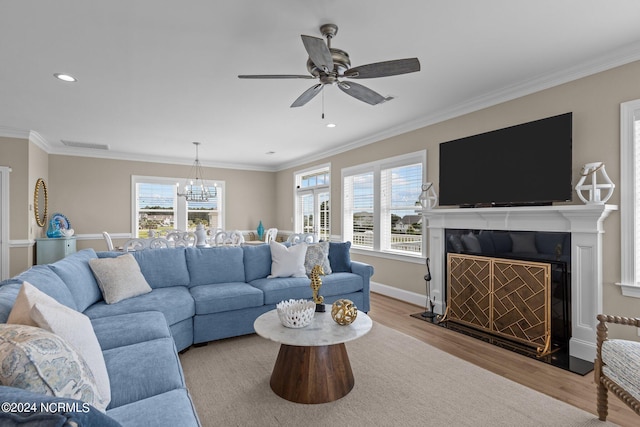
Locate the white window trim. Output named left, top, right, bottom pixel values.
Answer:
left=131, top=175, right=225, bottom=236
left=341, top=150, right=427, bottom=260
left=293, top=163, right=331, bottom=235
left=618, top=99, right=640, bottom=298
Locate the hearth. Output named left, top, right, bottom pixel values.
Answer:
left=418, top=204, right=617, bottom=363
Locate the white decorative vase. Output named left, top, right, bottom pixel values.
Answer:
left=575, top=162, right=615, bottom=204
left=195, top=223, right=207, bottom=247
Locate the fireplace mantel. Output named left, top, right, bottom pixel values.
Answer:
left=419, top=204, right=617, bottom=362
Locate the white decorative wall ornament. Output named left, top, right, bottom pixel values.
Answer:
left=575, top=162, right=615, bottom=204
left=418, top=182, right=438, bottom=210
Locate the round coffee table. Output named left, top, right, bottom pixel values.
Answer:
left=254, top=308, right=372, bottom=404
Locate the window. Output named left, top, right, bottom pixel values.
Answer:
left=619, top=100, right=640, bottom=297
left=294, top=166, right=330, bottom=241
left=343, top=151, right=426, bottom=256
left=132, top=176, right=224, bottom=238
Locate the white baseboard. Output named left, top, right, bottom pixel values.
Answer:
left=370, top=281, right=427, bottom=308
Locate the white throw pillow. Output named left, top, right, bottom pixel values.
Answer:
left=89, top=254, right=152, bottom=304
left=7, top=281, right=55, bottom=327
left=268, top=241, right=308, bottom=278
left=31, top=299, right=111, bottom=409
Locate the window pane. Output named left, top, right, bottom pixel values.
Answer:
left=635, top=118, right=640, bottom=282
left=351, top=172, right=374, bottom=249
left=387, top=163, right=422, bottom=254
left=187, top=185, right=220, bottom=231
left=137, top=183, right=175, bottom=238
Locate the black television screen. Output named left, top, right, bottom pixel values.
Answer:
left=438, top=112, right=572, bottom=207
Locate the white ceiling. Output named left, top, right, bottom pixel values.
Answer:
left=2, top=0, right=640, bottom=171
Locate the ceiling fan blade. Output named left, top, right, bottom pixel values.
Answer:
left=337, top=81, right=387, bottom=105
left=343, top=58, right=421, bottom=79
left=291, top=84, right=324, bottom=108
left=301, top=35, right=333, bottom=73
left=238, top=74, right=314, bottom=79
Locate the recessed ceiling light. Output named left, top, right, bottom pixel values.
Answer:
left=54, top=73, right=77, bottom=82
left=326, top=123, right=336, bottom=128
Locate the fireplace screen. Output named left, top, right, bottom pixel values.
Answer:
left=446, top=253, right=551, bottom=356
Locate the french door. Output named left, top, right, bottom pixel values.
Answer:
left=296, top=189, right=330, bottom=241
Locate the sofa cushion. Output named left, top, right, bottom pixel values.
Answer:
left=476, top=232, right=496, bottom=255
left=130, top=248, right=191, bottom=288
left=249, top=276, right=312, bottom=305
left=0, top=385, right=122, bottom=427
left=91, top=311, right=171, bottom=351
left=0, top=284, right=20, bottom=324
left=328, top=242, right=351, bottom=273
left=0, top=324, right=108, bottom=412
left=461, top=233, right=482, bottom=253
left=84, top=286, right=195, bottom=327
left=2, top=265, right=78, bottom=311
left=49, top=249, right=102, bottom=312
left=490, top=231, right=513, bottom=253
left=103, top=337, right=185, bottom=409
left=7, top=281, right=61, bottom=327
left=186, top=246, right=246, bottom=286
left=315, top=272, right=364, bottom=296
left=304, top=241, right=332, bottom=276
left=89, top=254, right=152, bottom=304
left=24, top=284, right=111, bottom=408
left=268, top=241, right=307, bottom=278
left=190, top=282, right=263, bottom=315
left=243, top=244, right=272, bottom=282
left=106, top=388, right=199, bottom=427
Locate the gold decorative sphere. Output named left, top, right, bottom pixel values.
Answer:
left=331, top=299, right=358, bottom=325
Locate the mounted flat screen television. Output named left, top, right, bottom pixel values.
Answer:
left=438, top=112, right=572, bottom=207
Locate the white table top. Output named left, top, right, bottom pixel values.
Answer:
left=254, top=309, right=372, bottom=347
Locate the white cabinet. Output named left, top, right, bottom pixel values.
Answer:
left=36, top=237, right=76, bottom=265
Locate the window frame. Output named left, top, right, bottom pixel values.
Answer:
left=294, top=164, right=331, bottom=240
left=342, top=150, right=427, bottom=260
left=618, top=99, right=640, bottom=297
left=131, top=175, right=225, bottom=237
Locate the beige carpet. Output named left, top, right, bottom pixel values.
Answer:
left=179, top=323, right=613, bottom=427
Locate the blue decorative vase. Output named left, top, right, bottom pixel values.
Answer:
left=257, top=221, right=264, bottom=240
left=46, top=218, right=62, bottom=238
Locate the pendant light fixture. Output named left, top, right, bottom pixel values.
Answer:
left=176, top=142, right=215, bottom=202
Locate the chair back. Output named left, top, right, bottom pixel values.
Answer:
left=214, top=230, right=245, bottom=246
left=265, top=228, right=278, bottom=243
left=166, top=231, right=197, bottom=247
left=102, top=231, right=114, bottom=251
left=123, top=238, right=148, bottom=252
left=287, top=233, right=317, bottom=245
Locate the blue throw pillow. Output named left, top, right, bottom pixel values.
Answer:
left=328, top=242, right=351, bottom=273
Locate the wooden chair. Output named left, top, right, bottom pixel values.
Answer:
left=102, top=231, right=114, bottom=251
left=595, top=314, right=640, bottom=421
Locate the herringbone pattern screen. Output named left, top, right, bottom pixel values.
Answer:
left=447, top=254, right=550, bottom=350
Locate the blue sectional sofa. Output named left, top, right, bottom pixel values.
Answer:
left=0, top=242, right=373, bottom=426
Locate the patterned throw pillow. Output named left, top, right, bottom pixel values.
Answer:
left=304, top=242, right=332, bottom=276
left=0, top=324, right=109, bottom=412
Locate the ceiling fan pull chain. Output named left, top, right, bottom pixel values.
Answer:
left=322, top=89, right=325, bottom=119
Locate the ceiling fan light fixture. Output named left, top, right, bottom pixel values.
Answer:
left=53, top=73, right=77, bottom=82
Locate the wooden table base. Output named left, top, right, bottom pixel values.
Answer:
left=269, top=343, right=355, bottom=404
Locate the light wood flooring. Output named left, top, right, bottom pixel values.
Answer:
left=368, top=292, right=637, bottom=427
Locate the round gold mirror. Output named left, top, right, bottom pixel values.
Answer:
left=34, top=178, right=48, bottom=227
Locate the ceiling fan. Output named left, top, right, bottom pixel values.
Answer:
left=238, top=23, right=420, bottom=108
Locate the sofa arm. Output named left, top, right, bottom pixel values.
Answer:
left=350, top=261, right=374, bottom=312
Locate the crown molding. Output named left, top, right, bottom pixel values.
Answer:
left=275, top=41, right=640, bottom=171
left=0, top=126, right=29, bottom=140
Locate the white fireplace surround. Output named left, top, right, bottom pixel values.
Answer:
left=420, top=204, right=617, bottom=363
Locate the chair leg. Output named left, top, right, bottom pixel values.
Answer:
left=596, top=380, right=608, bottom=421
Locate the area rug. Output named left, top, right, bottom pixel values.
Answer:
left=179, top=323, right=612, bottom=427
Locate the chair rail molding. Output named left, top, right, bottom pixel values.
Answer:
left=419, top=203, right=617, bottom=362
